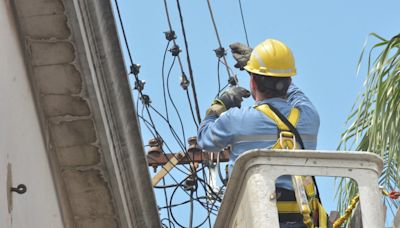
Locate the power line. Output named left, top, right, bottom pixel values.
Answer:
left=162, top=0, right=200, bottom=129
left=114, top=0, right=230, bottom=226
left=175, top=0, right=202, bottom=125
left=205, top=0, right=237, bottom=85
left=238, top=0, right=250, bottom=46
left=113, top=0, right=134, bottom=64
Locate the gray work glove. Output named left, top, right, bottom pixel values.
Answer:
left=208, top=86, right=250, bottom=116
left=229, top=43, right=253, bottom=70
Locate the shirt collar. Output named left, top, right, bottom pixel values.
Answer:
left=254, top=97, right=287, bottom=106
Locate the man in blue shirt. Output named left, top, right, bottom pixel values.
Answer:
left=197, top=39, right=320, bottom=227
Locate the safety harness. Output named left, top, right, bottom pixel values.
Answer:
left=255, top=104, right=328, bottom=228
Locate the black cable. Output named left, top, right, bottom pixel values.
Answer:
left=185, top=90, right=199, bottom=129
left=166, top=57, right=187, bottom=149
left=154, top=183, right=183, bottom=189
left=189, top=190, right=194, bottom=228
left=138, top=108, right=191, bottom=174
left=219, top=59, right=235, bottom=77
left=175, top=0, right=202, bottom=125
left=162, top=41, right=171, bottom=120
left=217, top=151, right=228, bottom=186
left=215, top=59, right=221, bottom=98
left=160, top=196, right=209, bottom=210
left=162, top=178, right=173, bottom=228
left=169, top=176, right=214, bottom=228
left=238, top=0, right=250, bottom=46
left=115, top=1, right=225, bottom=226
left=149, top=105, right=198, bottom=170
left=166, top=165, right=221, bottom=228
left=113, top=0, right=134, bottom=64
left=205, top=0, right=236, bottom=84
left=162, top=0, right=186, bottom=73
left=201, top=163, right=212, bottom=228
left=161, top=218, right=176, bottom=228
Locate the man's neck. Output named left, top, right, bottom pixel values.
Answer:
left=255, top=92, right=286, bottom=102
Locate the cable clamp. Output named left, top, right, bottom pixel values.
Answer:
left=169, top=44, right=181, bottom=57
left=214, top=47, right=226, bottom=58
left=134, top=80, right=145, bottom=91
left=228, top=74, right=238, bottom=86
left=130, top=63, right=141, bottom=75
left=140, top=94, right=151, bottom=106
left=180, top=73, right=190, bottom=90
left=164, top=30, right=177, bottom=41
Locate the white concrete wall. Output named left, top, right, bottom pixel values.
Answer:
left=0, top=1, right=63, bottom=227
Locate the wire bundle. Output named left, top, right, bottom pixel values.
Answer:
left=113, top=0, right=250, bottom=227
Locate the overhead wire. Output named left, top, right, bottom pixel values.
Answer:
left=162, top=0, right=200, bottom=129
left=238, top=0, right=250, bottom=46
left=160, top=4, right=218, bottom=228
left=114, top=0, right=197, bottom=180
left=115, top=0, right=233, bottom=226
left=175, top=0, right=202, bottom=125
left=205, top=0, right=237, bottom=85
left=168, top=173, right=220, bottom=228
left=162, top=178, right=173, bottom=228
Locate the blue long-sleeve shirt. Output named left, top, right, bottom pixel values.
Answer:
left=197, top=83, right=320, bottom=190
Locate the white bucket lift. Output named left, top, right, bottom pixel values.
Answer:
left=214, top=149, right=384, bottom=228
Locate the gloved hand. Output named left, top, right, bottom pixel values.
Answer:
left=229, top=42, right=253, bottom=70
left=207, top=86, right=250, bottom=116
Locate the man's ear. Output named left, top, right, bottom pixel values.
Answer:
left=249, top=74, right=256, bottom=91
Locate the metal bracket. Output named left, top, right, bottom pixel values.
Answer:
left=130, top=63, right=141, bottom=76
left=140, top=94, right=151, bottom=105
left=134, top=80, right=145, bottom=91
left=164, top=30, right=177, bottom=41
left=214, top=47, right=226, bottom=58
left=169, top=44, right=181, bottom=57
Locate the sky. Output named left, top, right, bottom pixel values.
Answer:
left=112, top=0, right=400, bottom=226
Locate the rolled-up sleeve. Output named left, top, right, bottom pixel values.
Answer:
left=197, top=112, right=234, bottom=151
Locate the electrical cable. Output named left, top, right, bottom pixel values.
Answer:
left=166, top=57, right=188, bottom=149
left=189, top=190, right=194, bottom=228
left=162, top=0, right=200, bottom=130
left=215, top=59, right=221, bottom=98
left=217, top=151, right=228, bottom=186
left=162, top=41, right=172, bottom=120
left=113, top=0, right=134, bottom=64
left=168, top=174, right=218, bottom=228
left=238, top=0, right=250, bottom=46
left=162, top=0, right=186, bottom=75
left=218, top=59, right=235, bottom=77
left=162, top=178, right=173, bottom=228
left=205, top=0, right=237, bottom=85
left=185, top=90, right=199, bottom=129
left=139, top=107, right=191, bottom=174
left=175, top=0, right=202, bottom=125
left=114, top=0, right=231, bottom=226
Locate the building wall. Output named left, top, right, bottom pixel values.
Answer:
left=0, top=1, right=63, bottom=227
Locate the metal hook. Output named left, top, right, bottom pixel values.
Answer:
left=11, top=184, right=27, bottom=194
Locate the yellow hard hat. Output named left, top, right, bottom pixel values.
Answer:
left=244, top=39, right=296, bottom=77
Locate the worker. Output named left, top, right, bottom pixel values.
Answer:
left=197, top=39, right=320, bottom=227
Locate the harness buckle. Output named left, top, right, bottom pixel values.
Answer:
left=279, top=131, right=296, bottom=149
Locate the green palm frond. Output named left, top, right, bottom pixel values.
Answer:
left=336, top=33, right=400, bottom=217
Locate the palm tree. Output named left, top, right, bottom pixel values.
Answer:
left=336, top=33, right=400, bottom=221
